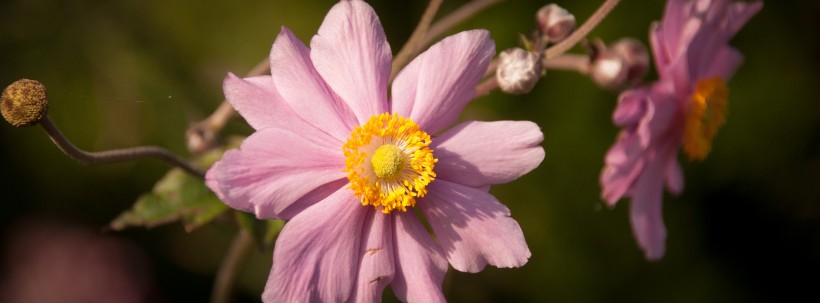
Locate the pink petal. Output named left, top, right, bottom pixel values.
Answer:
left=665, top=159, right=684, bottom=196
left=628, top=141, right=676, bottom=261
left=432, top=120, right=544, bottom=188
left=660, top=0, right=689, bottom=55
left=704, top=46, right=743, bottom=80
left=391, top=211, right=447, bottom=303
left=636, top=82, right=679, bottom=148
left=419, top=180, right=530, bottom=273
left=349, top=210, right=395, bottom=303
left=726, top=1, right=763, bottom=38
left=222, top=73, right=311, bottom=132
left=270, top=27, right=358, bottom=141
left=310, top=0, right=391, bottom=125
left=600, top=132, right=646, bottom=206
left=206, top=127, right=346, bottom=220
left=613, top=86, right=650, bottom=128
left=649, top=22, right=670, bottom=75
left=263, top=187, right=369, bottom=302
left=392, top=30, right=495, bottom=134
left=685, top=21, right=731, bottom=80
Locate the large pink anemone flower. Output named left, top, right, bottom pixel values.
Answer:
left=600, top=0, right=762, bottom=261
left=206, top=0, right=545, bottom=301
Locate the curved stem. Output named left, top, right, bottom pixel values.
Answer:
left=543, top=0, right=621, bottom=60
left=543, top=54, right=591, bottom=74
left=418, top=0, right=504, bottom=57
left=210, top=230, right=255, bottom=303
left=475, top=77, right=498, bottom=97
left=390, top=0, right=444, bottom=83
left=186, top=58, right=271, bottom=153
left=40, top=116, right=205, bottom=178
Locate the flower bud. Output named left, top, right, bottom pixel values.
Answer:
left=536, top=4, right=576, bottom=43
left=496, top=48, right=542, bottom=95
left=2, top=79, right=49, bottom=127
left=610, top=38, right=649, bottom=87
left=589, top=51, right=628, bottom=90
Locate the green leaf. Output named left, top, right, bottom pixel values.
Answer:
left=233, top=211, right=284, bottom=250
left=110, top=148, right=233, bottom=232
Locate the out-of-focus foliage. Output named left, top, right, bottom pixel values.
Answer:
left=110, top=168, right=227, bottom=232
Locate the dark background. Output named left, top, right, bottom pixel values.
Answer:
left=1, top=0, right=818, bottom=302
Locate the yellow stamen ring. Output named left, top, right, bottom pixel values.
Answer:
left=343, top=113, right=437, bottom=214
left=683, top=76, right=728, bottom=161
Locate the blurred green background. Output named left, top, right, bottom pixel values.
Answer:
left=1, top=0, right=818, bottom=302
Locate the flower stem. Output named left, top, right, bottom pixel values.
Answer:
left=475, top=77, right=499, bottom=97
left=186, top=58, right=271, bottom=153
left=543, top=0, right=621, bottom=60
left=417, top=0, right=505, bottom=59
left=390, top=0, right=444, bottom=83
left=39, top=115, right=206, bottom=178
left=543, top=54, right=591, bottom=74
left=210, top=230, right=255, bottom=303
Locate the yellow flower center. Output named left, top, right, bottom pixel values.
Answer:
left=683, top=77, right=728, bottom=161
left=343, top=113, right=437, bottom=214
left=371, top=144, right=405, bottom=180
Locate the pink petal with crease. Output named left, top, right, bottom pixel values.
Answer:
left=665, top=159, right=684, bottom=196
left=270, top=27, right=358, bottom=141
left=419, top=180, right=530, bottom=273
left=391, top=30, right=495, bottom=134
left=391, top=211, right=447, bottom=303
left=262, top=187, right=368, bottom=302
left=432, top=120, right=544, bottom=188
left=310, top=0, right=390, bottom=124
left=222, top=74, right=311, bottom=132
left=206, top=127, right=346, bottom=220
left=628, top=140, right=676, bottom=261
left=600, top=133, right=645, bottom=205
left=349, top=210, right=395, bottom=303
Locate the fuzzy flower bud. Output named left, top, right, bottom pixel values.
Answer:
left=2, top=79, right=49, bottom=127
left=589, top=50, right=628, bottom=90
left=610, top=38, right=650, bottom=87
left=496, top=48, right=542, bottom=95
left=536, top=4, right=576, bottom=43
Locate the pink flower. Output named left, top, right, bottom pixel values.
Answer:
left=600, top=0, right=761, bottom=261
left=206, top=0, right=544, bottom=301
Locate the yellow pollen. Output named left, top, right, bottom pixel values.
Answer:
left=371, top=145, right=405, bottom=180
left=343, top=113, right=437, bottom=214
left=683, top=77, right=728, bottom=161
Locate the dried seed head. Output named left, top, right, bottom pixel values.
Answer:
left=496, top=48, right=542, bottom=95
left=2, top=79, right=49, bottom=127
left=536, top=4, right=576, bottom=44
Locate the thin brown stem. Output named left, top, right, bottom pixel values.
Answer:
left=186, top=58, right=271, bottom=153
left=543, top=0, right=620, bottom=60
left=40, top=116, right=205, bottom=178
left=390, top=0, right=444, bottom=82
left=475, top=77, right=498, bottom=97
left=543, top=54, right=591, bottom=74
left=210, top=230, right=255, bottom=303
left=484, top=58, right=500, bottom=78
left=418, top=0, right=505, bottom=58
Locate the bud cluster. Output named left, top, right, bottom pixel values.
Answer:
left=588, top=38, right=649, bottom=90
left=536, top=4, right=576, bottom=45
